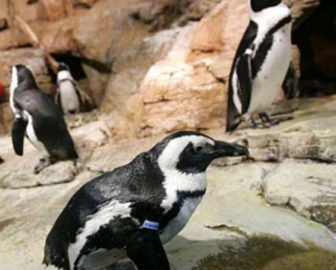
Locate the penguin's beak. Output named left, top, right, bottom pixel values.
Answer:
left=212, top=140, right=249, bottom=158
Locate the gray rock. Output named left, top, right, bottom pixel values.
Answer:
left=264, top=159, right=336, bottom=233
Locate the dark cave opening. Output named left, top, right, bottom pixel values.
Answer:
left=292, top=0, right=336, bottom=97
left=50, top=53, right=87, bottom=82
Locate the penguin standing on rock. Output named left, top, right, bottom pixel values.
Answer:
left=226, top=0, right=293, bottom=132
left=10, top=65, right=78, bottom=174
left=43, top=131, right=248, bottom=270
left=56, top=62, right=81, bottom=115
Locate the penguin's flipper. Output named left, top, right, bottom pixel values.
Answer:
left=127, top=229, right=170, bottom=270
left=283, top=62, right=298, bottom=100
left=236, top=49, right=254, bottom=113
left=11, top=117, right=28, bottom=156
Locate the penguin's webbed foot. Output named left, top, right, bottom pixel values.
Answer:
left=259, top=113, right=293, bottom=126
left=259, top=112, right=280, bottom=127
left=34, top=157, right=52, bottom=174
left=245, top=114, right=271, bottom=129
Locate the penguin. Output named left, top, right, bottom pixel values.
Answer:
left=43, top=131, right=248, bottom=270
left=55, top=62, right=81, bottom=115
left=9, top=64, right=78, bottom=174
left=226, top=0, right=293, bottom=132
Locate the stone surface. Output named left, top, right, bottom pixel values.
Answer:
left=101, top=27, right=180, bottom=113
left=264, top=159, right=336, bottom=233
left=113, top=1, right=233, bottom=138
left=0, top=48, right=53, bottom=98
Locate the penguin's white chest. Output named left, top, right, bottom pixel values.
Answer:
left=249, top=25, right=292, bottom=113
left=160, top=196, right=202, bottom=244
left=59, top=82, right=80, bottom=114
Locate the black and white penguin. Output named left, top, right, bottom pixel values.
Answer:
left=43, top=131, right=248, bottom=270
left=10, top=64, right=78, bottom=173
left=226, top=0, right=293, bottom=132
left=56, top=62, right=81, bottom=115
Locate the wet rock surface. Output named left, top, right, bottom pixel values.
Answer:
left=1, top=96, right=336, bottom=269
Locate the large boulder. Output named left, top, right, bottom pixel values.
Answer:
left=113, top=0, right=248, bottom=138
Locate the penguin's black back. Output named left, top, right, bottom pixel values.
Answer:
left=14, top=86, right=77, bottom=159
left=44, top=152, right=165, bottom=269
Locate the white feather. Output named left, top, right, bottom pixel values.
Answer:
left=160, top=197, right=203, bottom=244
left=9, top=67, right=20, bottom=117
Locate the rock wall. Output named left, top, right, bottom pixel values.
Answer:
left=112, top=0, right=248, bottom=138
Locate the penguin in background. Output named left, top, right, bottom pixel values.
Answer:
left=10, top=65, right=78, bottom=174
left=43, top=131, right=248, bottom=270
left=226, top=0, right=294, bottom=132
left=56, top=62, right=81, bottom=115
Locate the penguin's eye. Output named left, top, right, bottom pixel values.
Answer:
left=195, top=146, right=203, bottom=152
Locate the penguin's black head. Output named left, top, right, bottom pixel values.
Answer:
left=153, top=131, right=248, bottom=174
left=250, top=0, right=282, bottom=12
left=10, top=64, right=38, bottom=91
left=58, top=62, right=70, bottom=72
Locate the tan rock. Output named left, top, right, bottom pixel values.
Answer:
left=179, top=0, right=223, bottom=23
left=0, top=48, right=53, bottom=96
left=41, top=0, right=67, bottom=21
left=139, top=60, right=226, bottom=136
left=114, top=0, right=246, bottom=138
left=102, top=26, right=180, bottom=111
left=188, top=1, right=228, bottom=55
left=0, top=104, right=11, bottom=134
left=10, top=0, right=46, bottom=23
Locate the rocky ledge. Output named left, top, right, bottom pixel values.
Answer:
left=0, top=96, right=336, bottom=270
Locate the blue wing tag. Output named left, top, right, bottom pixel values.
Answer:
left=142, top=220, right=159, bottom=231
